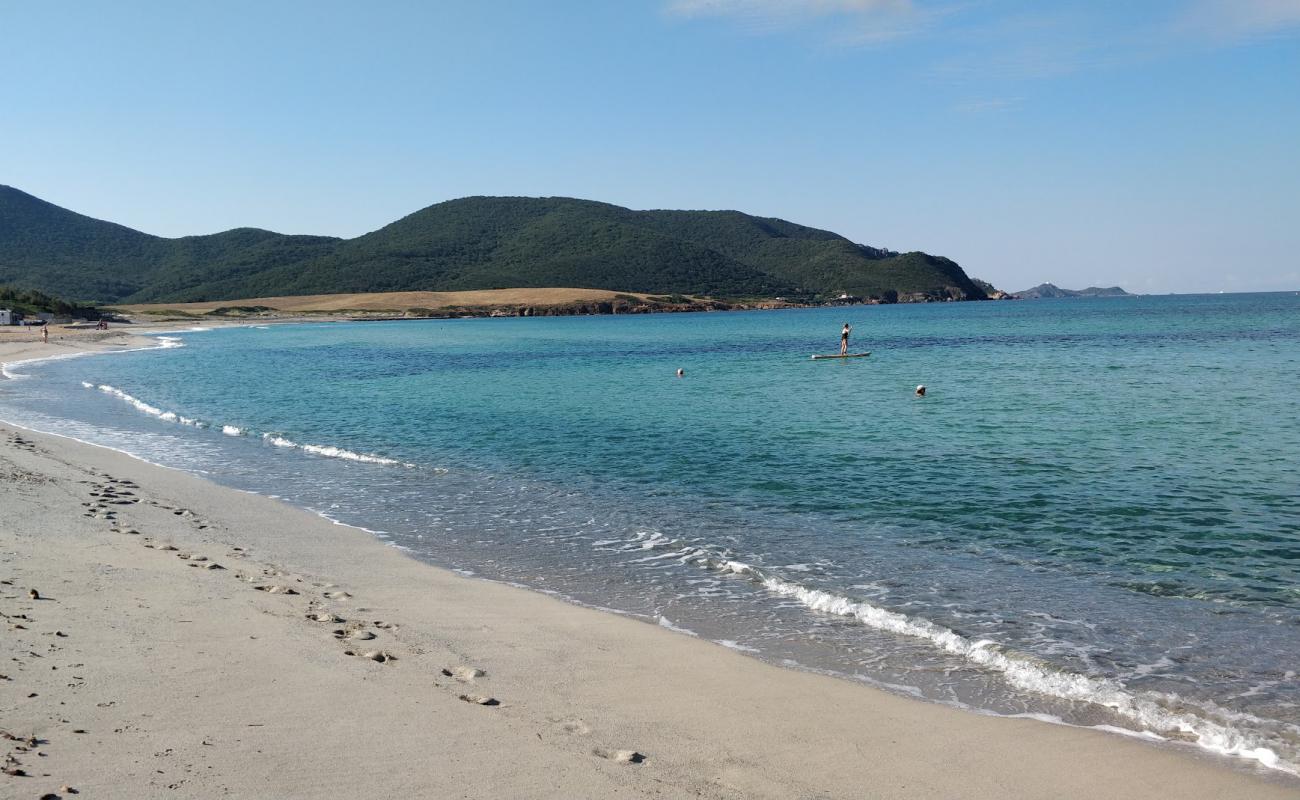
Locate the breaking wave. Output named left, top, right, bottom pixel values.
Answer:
left=607, top=530, right=1298, bottom=775
left=90, top=384, right=205, bottom=427
left=261, top=432, right=409, bottom=466
left=82, top=382, right=412, bottom=468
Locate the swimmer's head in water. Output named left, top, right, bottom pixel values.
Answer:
left=915, top=385, right=926, bottom=396
left=676, top=368, right=684, bottom=377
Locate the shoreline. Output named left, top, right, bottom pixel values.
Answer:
left=2, top=334, right=1298, bottom=798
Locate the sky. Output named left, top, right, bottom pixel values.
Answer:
left=2, top=0, right=1298, bottom=293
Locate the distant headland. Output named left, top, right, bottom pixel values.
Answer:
left=1014, top=283, right=1132, bottom=299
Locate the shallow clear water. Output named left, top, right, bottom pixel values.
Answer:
left=3, top=295, right=1299, bottom=774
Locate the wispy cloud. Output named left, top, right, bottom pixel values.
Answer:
left=667, top=0, right=914, bottom=20
left=1177, top=0, right=1300, bottom=43
left=952, top=96, right=1021, bottom=113
left=665, top=0, right=933, bottom=43
left=666, top=1, right=1300, bottom=84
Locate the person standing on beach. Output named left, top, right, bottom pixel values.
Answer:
left=42, top=325, right=48, bottom=344
left=840, top=323, right=851, bottom=355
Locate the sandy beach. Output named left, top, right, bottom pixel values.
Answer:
left=2, top=331, right=1297, bottom=799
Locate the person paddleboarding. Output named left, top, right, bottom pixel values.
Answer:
left=840, top=322, right=852, bottom=355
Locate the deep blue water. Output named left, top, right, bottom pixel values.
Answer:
left=3, top=294, right=1299, bottom=774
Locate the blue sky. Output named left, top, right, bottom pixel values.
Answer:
left=2, top=0, right=1298, bottom=292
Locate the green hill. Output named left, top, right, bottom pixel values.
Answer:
left=0, top=186, right=985, bottom=304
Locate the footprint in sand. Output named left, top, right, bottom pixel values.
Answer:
left=441, top=666, right=486, bottom=682
left=333, top=628, right=376, bottom=641
left=373, top=620, right=397, bottom=630
left=306, top=612, right=344, bottom=623
left=344, top=649, right=396, bottom=663
left=458, top=694, right=500, bottom=706
left=593, top=748, right=646, bottom=764
left=323, top=591, right=352, bottom=601
left=555, top=718, right=592, bottom=736
left=253, top=585, right=299, bottom=595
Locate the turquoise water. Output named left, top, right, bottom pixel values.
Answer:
left=3, top=294, right=1299, bottom=774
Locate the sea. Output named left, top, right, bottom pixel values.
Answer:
left=3, top=293, right=1298, bottom=777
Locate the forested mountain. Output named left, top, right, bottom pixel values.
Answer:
left=0, top=186, right=986, bottom=304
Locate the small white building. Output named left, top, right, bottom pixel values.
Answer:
left=0, top=309, right=16, bottom=326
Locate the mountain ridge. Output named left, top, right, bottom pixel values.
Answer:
left=0, top=186, right=987, bottom=305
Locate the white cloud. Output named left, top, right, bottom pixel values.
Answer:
left=1179, top=0, right=1300, bottom=42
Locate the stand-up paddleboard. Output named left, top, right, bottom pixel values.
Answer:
left=811, top=352, right=871, bottom=360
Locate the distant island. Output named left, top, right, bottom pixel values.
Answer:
left=1015, top=283, right=1132, bottom=299
left=0, top=185, right=989, bottom=307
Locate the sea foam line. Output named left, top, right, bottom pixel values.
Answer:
left=261, top=432, right=408, bottom=466
left=90, top=384, right=206, bottom=427
left=83, top=382, right=414, bottom=468
left=606, top=524, right=1297, bottom=775
left=1, top=334, right=184, bottom=380
left=703, top=556, right=1295, bottom=774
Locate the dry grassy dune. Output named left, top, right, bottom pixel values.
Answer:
left=110, top=288, right=662, bottom=315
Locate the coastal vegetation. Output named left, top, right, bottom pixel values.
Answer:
left=1, top=186, right=987, bottom=306
left=0, top=284, right=102, bottom=320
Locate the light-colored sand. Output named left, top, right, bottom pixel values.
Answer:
left=109, top=287, right=664, bottom=315
left=2, top=338, right=1297, bottom=799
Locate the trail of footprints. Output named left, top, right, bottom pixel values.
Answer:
left=2, top=563, right=80, bottom=794
left=5, top=432, right=40, bottom=454
left=7, top=460, right=647, bottom=794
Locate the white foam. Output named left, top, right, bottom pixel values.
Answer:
left=656, top=615, right=698, bottom=636
left=261, top=432, right=410, bottom=466
left=713, top=558, right=1293, bottom=774
left=92, top=384, right=204, bottom=428
left=2, top=333, right=185, bottom=380
left=81, top=379, right=414, bottom=467
left=3, top=350, right=99, bottom=380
